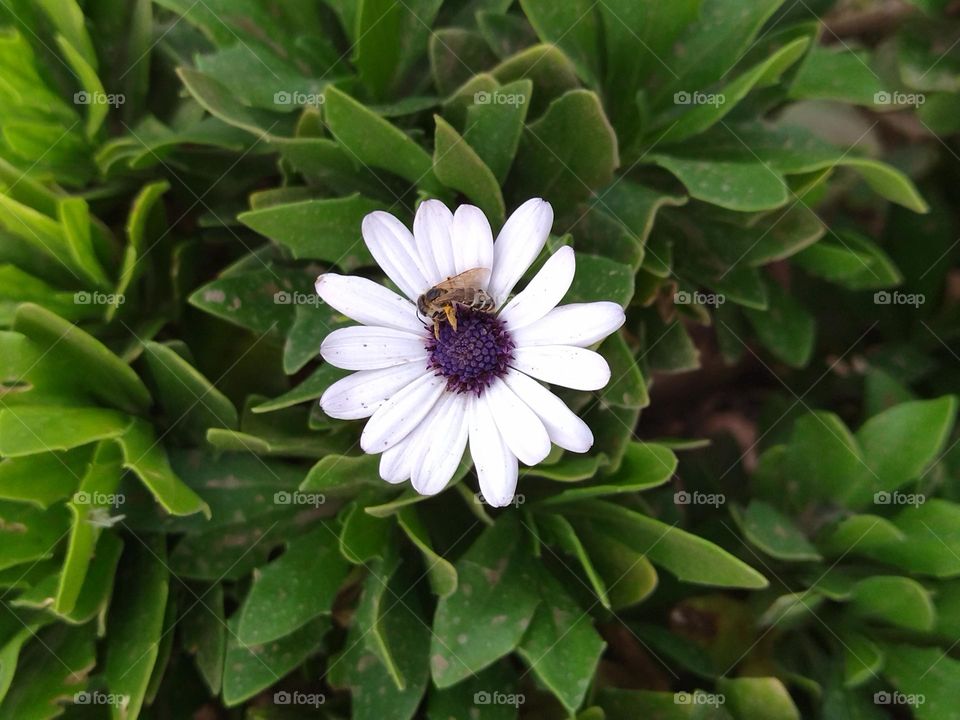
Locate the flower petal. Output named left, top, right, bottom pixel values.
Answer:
left=360, top=371, right=446, bottom=452
left=451, top=204, right=494, bottom=279
left=315, top=273, right=424, bottom=333
left=499, top=246, right=575, bottom=330
left=321, top=326, right=428, bottom=370
left=413, top=199, right=456, bottom=285
left=320, top=362, right=429, bottom=419
left=411, top=393, right=468, bottom=496
left=362, top=211, right=430, bottom=301
left=380, top=434, right=415, bottom=483
left=504, top=370, right=593, bottom=453
left=511, top=302, right=626, bottom=347
left=511, top=345, right=611, bottom=391
left=468, top=395, right=518, bottom=508
left=487, top=198, right=553, bottom=306
left=485, top=378, right=551, bottom=465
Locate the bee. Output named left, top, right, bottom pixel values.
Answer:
left=417, top=267, right=495, bottom=338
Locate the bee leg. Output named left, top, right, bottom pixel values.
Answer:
left=444, top=305, right=458, bottom=332
left=432, top=319, right=441, bottom=340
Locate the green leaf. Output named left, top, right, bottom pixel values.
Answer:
left=13, top=303, right=151, bottom=413
left=789, top=46, right=884, bottom=106
left=566, top=254, right=635, bottom=306
left=354, top=0, right=443, bottom=100
left=222, top=616, right=329, bottom=707
left=332, top=557, right=430, bottom=720
left=491, top=44, right=580, bottom=116
left=301, top=453, right=383, bottom=494
left=58, top=197, right=110, bottom=289
left=181, top=582, right=226, bottom=695
left=55, top=441, right=123, bottom=616
left=537, top=513, right=610, bottom=609
left=397, top=506, right=458, bottom=598
left=882, top=644, right=960, bottom=720
left=577, top=524, right=658, bottom=609
left=731, top=500, right=821, bottom=561
left=848, top=396, right=957, bottom=504
left=428, top=663, right=520, bottom=720
left=842, top=631, right=885, bottom=688
left=0, top=450, right=85, bottom=509
left=848, top=575, right=936, bottom=632
left=783, top=411, right=865, bottom=506
left=518, top=567, right=605, bottom=713
left=340, top=501, right=392, bottom=564
left=237, top=524, right=349, bottom=645
left=253, top=364, right=348, bottom=414
left=0, top=407, right=131, bottom=457
left=324, top=85, right=440, bottom=190
left=433, top=115, right=505, bottom=223
left=238, top=195, right=385, bottom=268
left=512, top=90, right=618, bottom=208
left=518, top=0, right=600, bottom=85
left=716, top=677, right=801, bottom=720
left=0, top=501, right=69, bottom=572
left=111, top=180, right=170, bottom=321
left=429, top=28, right=498, bottom=96
left=104, top=536, right=169, bottom=720
left=599, top=333, right=648, bottom=409
left=284, top=301, right=351, bottom=374
left=176, top=68, right=292, bottom=137
left=650, top=155, right=789, bottom=212
left=566, top=501, right=768, bottom=589
left=0, top=624, right=96, bottom=720
left=794, top=231, right=902, bottom=290
left=143, top=341, right=238, bottom=439
left=431, top=516, right=541, bottom=687
left=463, top=78, right=532, bottom=184
left=743, top=280, right=815, bottom=367
left=538, top=443, right=676, bottom=505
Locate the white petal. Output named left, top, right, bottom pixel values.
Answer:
left=485, top=378, right=551, bottom=465
left=511, top=346, right=611, bottom=391
left=320, top=326, right=428, bottom=370
left=487, top=198, right=553, bottom=307
left=451, top=205, right=494, bottom=279
left=360, top=372, right=446, bottom=452
left=320, top=362, right=429, bottom=419
left=499, top=246, right=575, bottom=330
left=512, top=302, right=626, bottom=347
left=504, top=370, right=593, bottom=453
left=411, top=393, right=468, bottom=496
left=468, top=395, right=518, bottom=508
left=315, top=273, right=424, bottom=333
left=380, top=434, right=415, bottom=483
left=362, top=211, right=430, bottom=301
left=413, top=199, right=456, bottom=284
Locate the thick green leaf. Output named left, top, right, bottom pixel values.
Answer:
left=463, top=78, right=532, bottom=184
left=237, top=524, right=349, bottom=645
left=744, top=280, right=815, bottom=367
left=431, top=516, right=541, bottom=687
left=732, top=500, right=821, bottom=561
left=13, top=303, right=151, bottom=413
left=567, top=501, right=768, bottom=589
left=397, top=506, right=458, bottom=598
left=716, top=677, right=801, bottom=720
left=238, top=195, right=384, bottom=268
left=433, top=115, right=505, bottom=223
left=882, top=644, right=960, bottom=720
left=0, top=501, right=69, bottom=572
left=0, top=407, right=130, bottom=457
left=848, top=576, right=936, bottom=632
left=104, top=536, right=169, bottom=720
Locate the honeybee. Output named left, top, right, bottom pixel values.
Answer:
left=417, top=267, right=495, bottom=338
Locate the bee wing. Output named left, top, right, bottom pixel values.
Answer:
left=434, top=267, right=491, bottom=290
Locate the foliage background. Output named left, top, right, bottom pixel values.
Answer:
left=0, top=0, right=959, bottom=718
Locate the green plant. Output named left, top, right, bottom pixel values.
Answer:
left=0, top=0, right=958, bottom=719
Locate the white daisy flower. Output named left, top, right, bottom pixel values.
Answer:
left=315, top=198, right=625, bottom=507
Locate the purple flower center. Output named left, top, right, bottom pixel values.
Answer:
left=427, top=307, right=514, bottom=395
